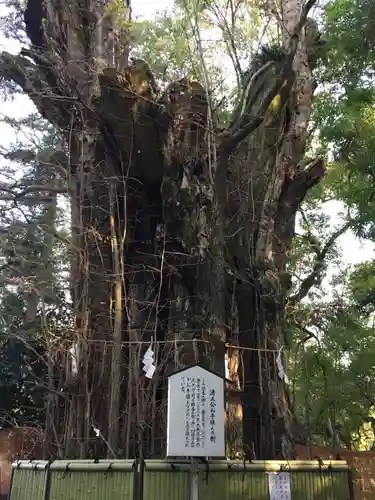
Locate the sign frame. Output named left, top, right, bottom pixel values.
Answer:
left=166, top=364, right=229, bottom=458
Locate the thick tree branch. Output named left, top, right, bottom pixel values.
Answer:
left=355, top=379, right=375, bottom=408
left=273, top=158, right=326, bottom=266
left=0, top=51, right=74, bottom=128
left=0, top=183, right=66, bottom=195
left=20, top=48, right=62, bottom=94
left=221, top=70, right=285, bottom=152
left=288, top=220, right=351, bottom=305
left=283, top=158, right=326, bottom=210
left=0, top=51, right=35, bottom=92
left=3, top=149, right=68, bottom=176
left=291, top=320, right=321, bottom=344
left=3, top=149, right=37, bottom=163
left=297, top=232, right=320, bottom=254
left=221, top=0, right=318, bottom=154
left=299, top=207, right=320, bottom=252
left=289, top=0, right=318, bottom=50
left=226, top=61, right=277, bottom=132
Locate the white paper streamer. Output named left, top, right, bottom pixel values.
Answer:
left=142, top=345, right=156, bottom=379
left=276, top=346, right=290, bottom=385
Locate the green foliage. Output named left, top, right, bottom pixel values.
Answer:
left=290, top=298, right=375, bottom=449
left=0, top=125, right=71, bottom=428
left=324, top=0, right=375, bottom=84
left=287, top=0, right=375, bottom=441
left=105, top=0, right=131, bottom=31
left=311, top=0, right=375, bottom=238
left=348, top=261, right=375, bottom=314
left=131, top=0, right=263, bottom=94
left=0, top=310, right=46, bottom=427
left=131, top=16, right=202, bottom=82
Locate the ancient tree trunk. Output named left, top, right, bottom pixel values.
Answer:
left=222, top=0, right=324, bottom=458
left=0, top=0, right=323, bottom=459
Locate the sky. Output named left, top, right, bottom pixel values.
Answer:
left=0, top=0, right=373, bottom=280
left=136, top=0, right=174, bottom=16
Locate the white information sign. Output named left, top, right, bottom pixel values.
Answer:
left=268, top=472, right=292, bottom=500
left=167, top=365, right=225, bottom=457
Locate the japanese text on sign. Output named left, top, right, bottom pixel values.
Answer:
left=209, top=388, right=216, bottom=444
left=167, top=365, right=225, bottom=457
left=268, top=472, right=291, bottom=500
left=180, top=376, right=208, bottom=448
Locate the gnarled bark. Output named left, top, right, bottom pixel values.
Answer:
left=0, top=0, right=323, bottom=459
